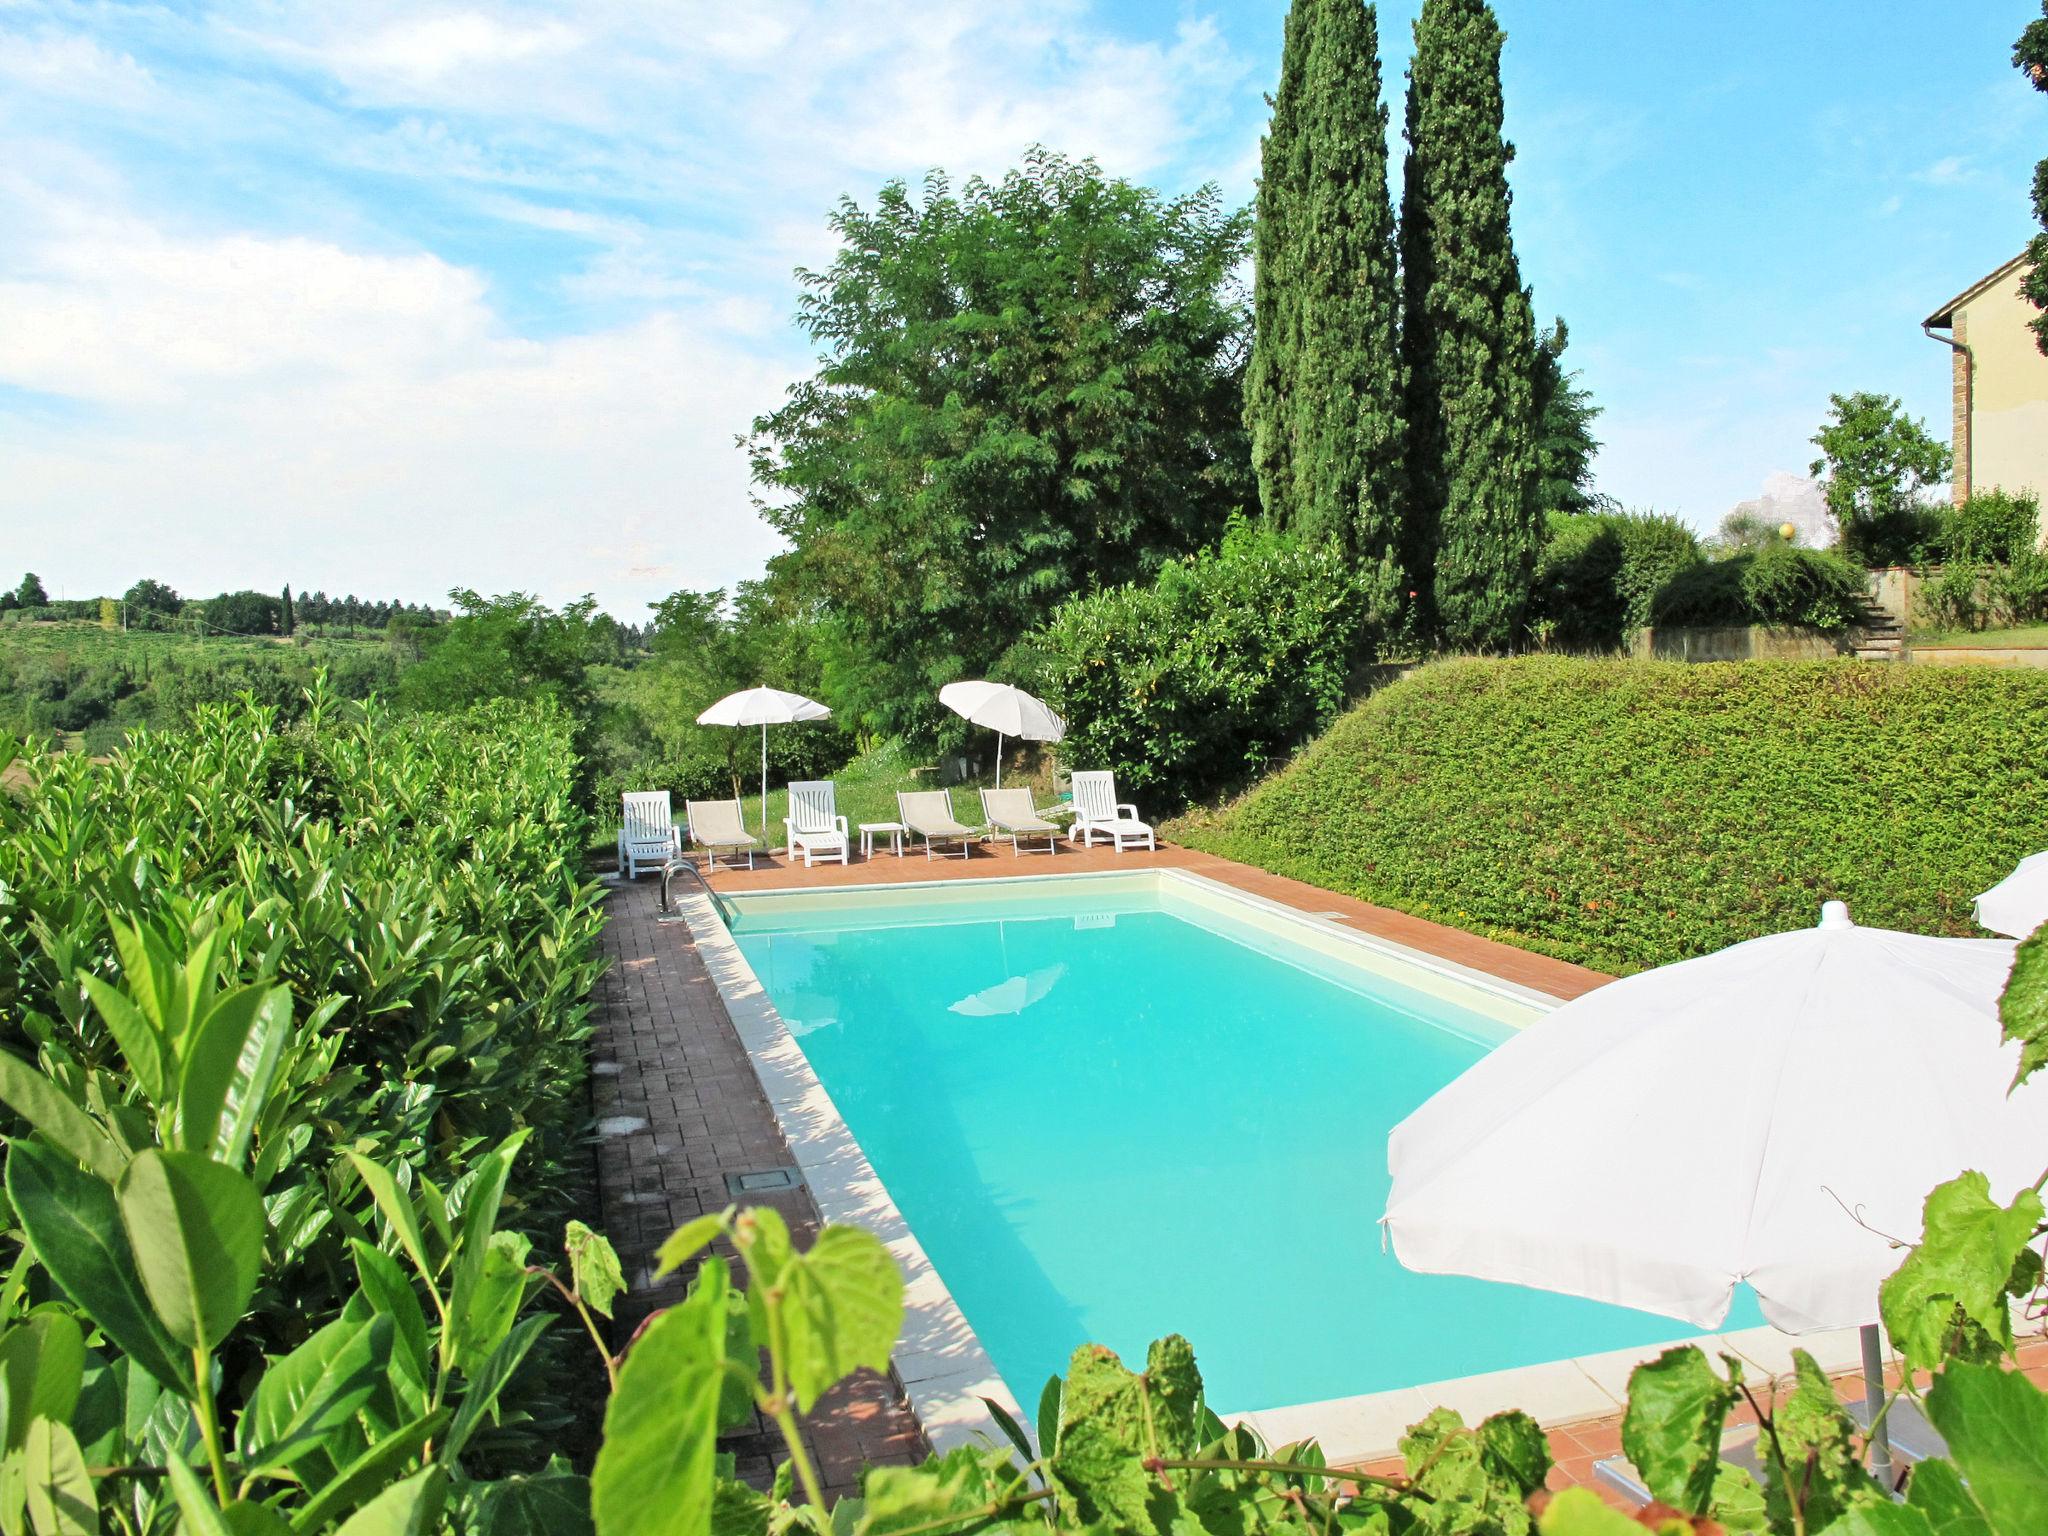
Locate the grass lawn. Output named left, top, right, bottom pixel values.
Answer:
left=1910, top=623, right=2048, bottom=649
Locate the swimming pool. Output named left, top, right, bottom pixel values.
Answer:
left=718, top=871, right=1762, bottom=1418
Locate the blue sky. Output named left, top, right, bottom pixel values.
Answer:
left=1, top=1, right=2040, bottom=617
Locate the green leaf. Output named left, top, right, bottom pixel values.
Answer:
left=1620, top=1345, right=1739, bottom=1515
left=236, top=1313, right=392, bottom=1475
left=1477, top=1409, right=1551, bottom=1499
left=853, top=1449, right=1014, bottom=1536
left=442, top=1132, right=529, bottom=1374
left=1881, top=1173, right=2045, bottom=1374
left=1049, top=1344, right=1154, bottom=1531
left=1789, top=1505, right=1934, bottom=1535
left=176, top=985, right=291, bottom=1168
left=1035, top=1375, right=1062, bottom=1459
left=115, top=1149, right=266, bottom=1351
left=1902, top=1457, right=1991, bottom=1536
left=4, top=1142, right=186, bottom=1395
left=1142, top=1335, right=1204, bottom=1459
left=344, top=1155, right=436, bottom=1306
left=0, top=1314, right=86, bottom=1453
left=469, top=1471, right=595, bottom=1536
left=442, top=1317, right=548, bottom=1463
left=347, top=1243, right=431, bottom=1413
left=220, top=1502, right=293, bottom=1536
left=566, top=1222, right=625, bottom=1320
left=1711, top=1461, right=1770, bottom=1535
left=1533, top=1487, right=1646, bottom=1534
left=285, top=1410, right=446, bottom=1536
left=652, top=1214, right=726, bottom=1280
left=707, top=1480, right=770, bottom=1536
left=0, top=1055, right=123, bottom=1184
left=77, top=978, right=167, bottom=1108
left=979, top=1394, right=1036, bottom=1466
left=591, top=1256, right=733, bottom=1536
left=22, top=1419, right=94, bottom=1536
left=452, top=1231, right=533, bottom=1374
left=1926, top=1361, right=2048, bottom=1536
left=330, top=1467, right=446, bottom=1536
left=163, top=1456, right=235, bottom=1536
left=1761, top=1350, right=1882, bottom=1534
left=2000, top=922, right=2048, bottom=1089
left=771, top=1225, right=902, bottom=1413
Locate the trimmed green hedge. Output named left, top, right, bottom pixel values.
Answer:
left=1171, top=656, right=2048, bottom=974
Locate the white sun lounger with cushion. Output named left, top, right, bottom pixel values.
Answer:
left=1069, top=771, right=1154, bottom=852
left=685, top=798, right=760, bottom=871
left=784, top=780, right=849, bottom=867
left=897, top=789, right=980, bottom=860
left=980, top=787, right=1059, bottom=856
left=617, top=790, right=682, bottom=879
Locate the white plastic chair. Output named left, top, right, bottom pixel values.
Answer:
left=1069, top=771, right=1154, bottom=852
left=617, top=790, right=681, bottom=879
left=980, top=787, right=1059, bottom=856
left=784, top=780, right=850, bottom=867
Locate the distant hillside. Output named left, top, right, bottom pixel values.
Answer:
left=1169, top=656, right=2048, bottom=974
left=0, top=621, right=398, bottom=753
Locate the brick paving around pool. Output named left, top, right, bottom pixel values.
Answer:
left=590, top=835, right=2047, bottom=1510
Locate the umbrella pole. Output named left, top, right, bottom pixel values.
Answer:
left=995, top=730, right=1004, bottom=789
left=760, top=723, right=769, bottom=838
left=1860, top=1323, right=1893, bottom=1484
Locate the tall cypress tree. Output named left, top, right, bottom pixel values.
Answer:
left=1245, top=2, right=1311, bottom=534
left=1398, top=0, right=1539, bottom=650
left=1246, top=0, right=1406, bottom=617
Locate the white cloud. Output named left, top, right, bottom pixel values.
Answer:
left=0, top=180, right=793, bottom=611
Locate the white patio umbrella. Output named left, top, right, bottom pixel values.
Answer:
left=938, top=681, right=1064, bottom=787
left=1975, top=851, right=2048, bottom=939
left=696, top=686, right=832, bottom=836
left=1383, top=902, right=2032, bottom=1475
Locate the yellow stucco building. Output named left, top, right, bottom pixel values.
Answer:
left=1923, top=253, right=2048, bottom=523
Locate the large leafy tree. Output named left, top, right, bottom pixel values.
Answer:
left=2019, top=2, right=2048, bottom=354
left=1245, top=0, right=1406, bottom=615
left=1398, top=0, right=1540, bottom=650
left=1807, top=390, right=1950, bottom=564
left=749, top=148, right=1253, bottom=743
left=1530, top=319, right=1604, bottom=519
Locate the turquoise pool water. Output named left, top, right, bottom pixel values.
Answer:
left=728, top=877, right=1759, bottom=1410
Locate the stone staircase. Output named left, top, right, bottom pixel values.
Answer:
left=1850, top=590, right=1905, bottom=661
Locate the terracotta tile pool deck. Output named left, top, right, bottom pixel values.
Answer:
left=593, top=835, right=2046, bottom=1510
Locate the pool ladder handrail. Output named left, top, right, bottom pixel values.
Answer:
left=658, top=855, right=734, bottom=925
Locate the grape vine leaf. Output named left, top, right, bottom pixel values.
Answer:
left=1900, top=1457, right=1991, bottom=1536
left=1051, top=1345, right=1157, bottom=1532
left=566, top=1221, right=626, bottom=1320
left=1880, top=1173, right=2044, bottom=1375
left=591, top=1257, right=733, bottom=1536
left=1531, top=1487, right=1642, bottom=1533
left=1478, top=1411, right=1551, bottom=1499
left=770, top=1225, right=903, bottom=1415
left=1760, top=1351, right=1882, bottom=1535
left=1999, top=923, right=2048, bottom=1090
left=1143, top=1335, right=1205, bottom=1460
left=1621, top=1346, right=1738, bottom=1516
left=1924, top=1360, right=2048, bottom=1536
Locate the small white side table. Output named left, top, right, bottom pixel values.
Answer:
left=859, top=821, right=907, bottom=858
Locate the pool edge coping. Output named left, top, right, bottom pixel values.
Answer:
left=673, top=885, right=1026, bottom=1456
left=673, top=867, right=1871, bottom=1465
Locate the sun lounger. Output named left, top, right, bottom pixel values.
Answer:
left=1069, top=771, right=1154, bottom=852
left=784, top=780, right=849, bottom=867
left=897, top=789, right=980, bottom=860
left=980, top=786, right=1059, bottom=856
left=617, top=790, right=682, bottom=879
left=685, top=798, right=760, bottom=871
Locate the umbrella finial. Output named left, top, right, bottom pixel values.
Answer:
left=1818, top=900, right=1853, bottom=930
